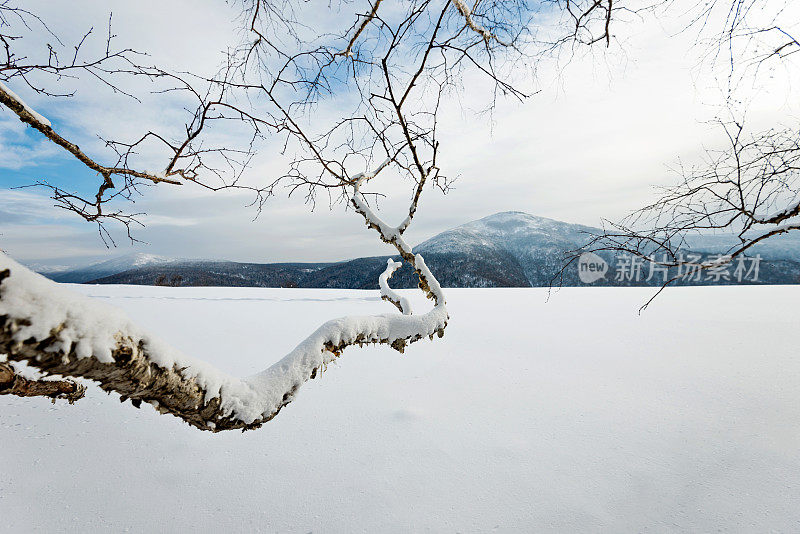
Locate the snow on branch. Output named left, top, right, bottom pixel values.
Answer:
left=350, top=160, right=406, bottom=249
left=379, top=259, right=412, bottom=315
left=349, top=155, right=446, bottom=310
left=0, top=81, right=51, bottom=127
left=450, top=0, right=510, bottom=46
left=0, top=253, right=447, bottom=432
left=350, top=162, right=446, bottom=307
left=756, top=198, right=800, bottom=224
left=0, top=361, right=85, bottom=403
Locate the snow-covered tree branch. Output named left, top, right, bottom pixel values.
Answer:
left=0, top=252, right=447, bottom=431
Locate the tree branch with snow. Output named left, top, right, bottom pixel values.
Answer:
left=0, top=253, right=446, bottom=431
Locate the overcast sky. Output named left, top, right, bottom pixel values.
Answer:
left=1, top=0, right=798, bottom=268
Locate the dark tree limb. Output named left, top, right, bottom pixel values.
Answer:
left=0, top=362, right=86, bottom=404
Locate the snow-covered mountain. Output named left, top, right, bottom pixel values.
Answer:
left=49, top=253, right=173, bottom=283
left=417, top=211, right=598, bottom=286
left=418, top=211, right=800, bottom=286
left=419, top=211, right=595, bottom=254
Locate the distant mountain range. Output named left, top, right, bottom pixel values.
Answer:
left=38, top=211, right=800, bottom=288
left=48, top=253, right=172, bottom=284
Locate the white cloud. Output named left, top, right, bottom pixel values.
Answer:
left=141, top=215, right=199, bottom=227
left=0, top=190, right=74, bottom=221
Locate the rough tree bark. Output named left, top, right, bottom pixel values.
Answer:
left=0, top=361, right=85, bottom=404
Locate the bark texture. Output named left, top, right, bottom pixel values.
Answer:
left=0, top=361, right=85, bottom=403
left=0, top=282, right=250, bottom=430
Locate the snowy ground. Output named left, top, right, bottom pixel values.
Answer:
left=2, top=284, right=799, bottom=532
